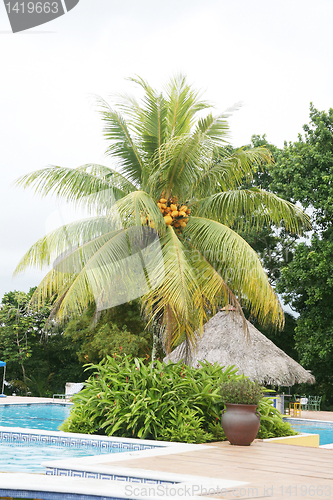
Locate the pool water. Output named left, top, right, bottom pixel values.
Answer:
left=0, top=438, right=128, bottom=473
left=0, top=404, right=71, bottom=431
left=0, top=404, right=156, bottom=474
left=286, top=419, right=333, bottom=445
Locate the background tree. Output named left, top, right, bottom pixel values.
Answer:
left=271, top=105, right=333, bottom=406
left=0, top=288, right=84, bottom=396
left=277, top=234, right=333, bottom=402
left=0, top=289, right=158, bottom=396
left=0, top=288, right=49, bottom=388
left=64, top=300, right=156, bottom=363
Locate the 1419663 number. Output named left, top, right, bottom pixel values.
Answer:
left=5, top=2, right=59, bottom=14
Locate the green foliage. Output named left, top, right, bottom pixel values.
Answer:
left=60, top=402, right=97, bottom=434
left=15, top=76, right=309, bottom=355
left=277, top=234, right=333, bottom=403
left=0, top=288, right=52, bottom=390
left=60, top=356, right=296, bottom=443
left=256, top=397, right=297, bottom=439
left=220, top=378, right=265, bottom=405
left=158, top=408, right=214, bottom=443
left=271, top=104, right=333, bottom=230
left=64, top=301, right=153, bottom=364
left=60, top=357, right=235, bottom=441
left=271, top=105, right=333, bottom=406
left=238, top=134, right=300, bottom=286
left=0, top=288, right=85, bottom=397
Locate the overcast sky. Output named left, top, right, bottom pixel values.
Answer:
left=1, top=0, right=332, bottom=300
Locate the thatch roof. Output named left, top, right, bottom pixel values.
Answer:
left=163, top=311, right=315, bottom=386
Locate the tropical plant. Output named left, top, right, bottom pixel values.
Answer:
left=14, top=75, right=309, bottom=354
left=220, top=378, right=265, bottom=405
left=60, top=356, right=234, bottom=440
left=256, top=397, right=297, bottom=439
left=60, top=356, right=296, bottom=443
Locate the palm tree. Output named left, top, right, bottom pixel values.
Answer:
left=15, top=75, right=309, bottom=357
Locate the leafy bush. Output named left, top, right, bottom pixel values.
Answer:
left=257, top=397, right=297, bottom=439
left=60, top=356, right=238, bottom=441
left=220, top=378, right=265, bottom=405
left=158, top=408, right=214, bottom=443
left=60, top=356, right=296, bottom=443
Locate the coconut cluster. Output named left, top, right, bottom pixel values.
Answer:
left=157, top=196, right=191, bottom=230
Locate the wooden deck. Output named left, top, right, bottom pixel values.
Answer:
left=106, top=439, right=333, bottom=499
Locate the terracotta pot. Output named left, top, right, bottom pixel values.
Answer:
left=221, top=403, right=260, bottom=446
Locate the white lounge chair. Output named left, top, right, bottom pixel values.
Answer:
left=53, top=382, right=84, bottom=402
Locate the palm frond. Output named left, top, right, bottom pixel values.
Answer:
left=165, top=74, right=211, bottom=138
left=14, top=216, right=121, bottom=273
left=192, top=157, right=241, bottom=198
left=149, top=133, right=214, bottom=201
left=97, top=97, right=144, bottom=184
left=193, top=146, right=273, bottom=199
left=187, top=243, right=247, bottom=329
left=143, top=225, right=204, bottom=350
left=14, top=165, right=126, bottom=211
left=230, top=146, right=273, bottom=180
left=29, top=267, right=78, bottom=317
left=78, top=164, right=136, bottom=194
left=195, top=112, right=230, bottom=145
left=127, top=76, right=168, bottom=163
left=109, top=190, right=165, bottom=233
left=197, top=188, right=311, bottom=233
left=185, top=217, right=284, bottom=328
left=32, top=225, right=163, bottom=320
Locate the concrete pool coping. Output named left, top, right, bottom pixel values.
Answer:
left=0, top=472, right=247, bottom=499
left=284, top=417, right=333, bottom=449
left=0, top=396, right=69, bottom=404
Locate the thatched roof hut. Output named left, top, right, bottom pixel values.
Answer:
left=163, top=311, right=315, bottom=386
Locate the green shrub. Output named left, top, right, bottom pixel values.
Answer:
left=60, top=356, right=238, bottom=439
left=220, top=378, right=265, bottom=405
left=60, top=355, right=296, bottom=443
left=158, top=408, right=214, bottom=443
left=257, top=397, right=297, bottom=439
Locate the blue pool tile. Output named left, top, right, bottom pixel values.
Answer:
left=0, top=489, right=125, bottom=500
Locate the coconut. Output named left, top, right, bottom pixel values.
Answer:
left=180, top=205, right=187, bottom=212
left=160, top=198, right=167, bottom=204
left=171, top=210, right=179, bottom=217
left=178, top=210, right=186, bottom=217
left=164, top=215, right=173, bottom=225
left=170, top=204, right=178, bottom=211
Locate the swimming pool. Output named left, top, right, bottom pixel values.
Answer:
left=0, top=427, right=162, bottom=474
left=0, top=403, right=70, bottom=430
left=286, top=418, right=333, bottom=445
left=0, top=404, right=162, bottom=473
left=0, top=433, right=128, bottom=473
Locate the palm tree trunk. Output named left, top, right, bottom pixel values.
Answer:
left=151, top=330, right=158, bottom=363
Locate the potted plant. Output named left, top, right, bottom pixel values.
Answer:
left=220, top=378, right=264, bottom=446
